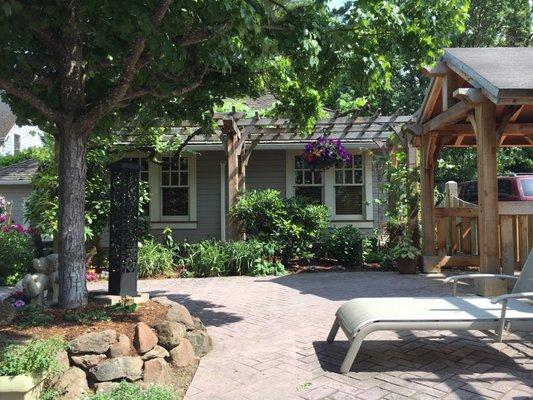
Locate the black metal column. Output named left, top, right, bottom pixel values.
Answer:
left=108, top=159, right=140, bottom=296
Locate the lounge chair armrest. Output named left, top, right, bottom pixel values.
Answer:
left=491, top=292, right=533, bottom=304
left=444, top=274, right=518, bottom=283
left=444, top=274, right=518, bottom=297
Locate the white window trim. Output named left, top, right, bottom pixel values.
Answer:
left=285, top=150, right=373, bottom=223
left=148, top=154, right=197, bottom=223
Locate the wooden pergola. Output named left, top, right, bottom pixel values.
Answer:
left=121, top=110, right=410, bottom=239
left=407, top=47, right=533, bottom=295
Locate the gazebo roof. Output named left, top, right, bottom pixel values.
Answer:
left=409, top=47, right=533, bottom=148
left=443, top=48, right=533, bottom=104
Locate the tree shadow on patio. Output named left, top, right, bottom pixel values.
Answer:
left=312, top=329, right=532, bottom=398
left=148, top=290, right=243, bottom=328
left=267, top=271, right=461, bottom=302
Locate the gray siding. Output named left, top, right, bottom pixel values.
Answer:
left=0, top=184, right=32, bottom=226
left=152, top=151, right=224, bottom=242
left=246, top=150, right=286, bottom=195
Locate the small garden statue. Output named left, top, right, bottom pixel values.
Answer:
left=21, top=253, right=59, bottom=305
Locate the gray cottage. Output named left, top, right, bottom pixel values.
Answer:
left=122, top=113, right=410, bottom=242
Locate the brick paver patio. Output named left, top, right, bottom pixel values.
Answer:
left=99, top=272, right=531, bottom=399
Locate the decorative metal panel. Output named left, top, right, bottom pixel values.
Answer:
left=108, top=159, right=140, bottom=296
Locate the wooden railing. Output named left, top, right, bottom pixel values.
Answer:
left=432, top=182, right=533, bottom=272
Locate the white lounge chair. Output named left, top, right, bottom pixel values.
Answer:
left=327, top=250, right=533, bottom=374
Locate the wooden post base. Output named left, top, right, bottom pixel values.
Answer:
left=474, top=278, right=508, bottom=297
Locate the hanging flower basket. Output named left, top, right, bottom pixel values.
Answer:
left=302, top=136, right=351, bottom=170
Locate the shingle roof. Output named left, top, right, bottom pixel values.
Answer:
left=443, top=47, right=533, bottom=104
left=0, top=159, right=39, bottom=183
left=0, top=99, right=16, bottom=145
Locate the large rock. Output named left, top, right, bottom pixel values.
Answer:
left=143, top=358, right=170, bottom=384
left=187, top=330, right=212, bottom=357
left=141, top=345, right=169, bottom=361
left=94, top=382, right=121, bottom=394
left=152, top=296, right=175, bottom=308
left=192, top=316, right=206, bottom=331
left=55, top=367, right=89, bottom=400
left=134, top=322, right=158, bottom=354
left=169, top=338, right=195, bottom=367
left=55, top=349, right=70, bottom=372
left=154, top=321, right=186, bottom=349
left=89, top=356, right=143, bottom=382
left=69, top=329, right=117, bottom=354
left=166, top=304, right=195, bottom=329
left=108, top=334, right=131, bottom=358
left=71, top=353, right=107, bottom=369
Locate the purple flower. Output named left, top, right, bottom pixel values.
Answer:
left=0, top=214, right=6, bottom=223
left=13, top=300, right=26, bottom=308
left=11, top=224, right=25, bottom=233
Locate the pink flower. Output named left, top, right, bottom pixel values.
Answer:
left=0, top=214, right=6, bottom=223
left=11, top=224, right=25, bottom=233
left=13, top=300, right=26, bottom=308
left=1, top=225, right=9, bottom=233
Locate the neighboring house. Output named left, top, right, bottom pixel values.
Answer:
left=122, top=112, right=409, bottom=242
left=0, top=99, right=43, bottom=156
left=0, top=159, right=39, bottom=226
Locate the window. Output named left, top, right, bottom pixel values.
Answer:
left=286, top=150, right=372, bottom=225
left=161, top=156, right=189, bottom=216
left=334, top=154, right=364, bottom=215
left=294, top=155, right=323, bottom=204
left=13, top=134, right=20, bottom=154
left=521, top=178, right=533, bottom=197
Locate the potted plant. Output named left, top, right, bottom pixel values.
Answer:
left=390, top=234, right=421, bottom=274
left=302, top=136, right=351, bottom=170
left=0, top=338, right=65, bottom=400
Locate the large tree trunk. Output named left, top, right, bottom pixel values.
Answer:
left=57, top=128, right=88, bottom=309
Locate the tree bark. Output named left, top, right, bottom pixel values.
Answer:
left=57, top=127, right=88, bottom=309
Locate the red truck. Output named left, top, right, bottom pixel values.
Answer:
left=458, top=174, right=533, bottom=203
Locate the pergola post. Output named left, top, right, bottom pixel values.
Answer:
left=420, top=135, right=437, bottom=272
left=223, top=118, right=242, bottom=240
left=474, top=101, right=506, bottom=295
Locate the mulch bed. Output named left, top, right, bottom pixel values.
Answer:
left=0, top=300, right=168, bottom=343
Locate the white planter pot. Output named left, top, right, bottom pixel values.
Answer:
left=0, top=375, right=43, bottom=400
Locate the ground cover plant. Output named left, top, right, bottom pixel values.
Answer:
left=0, top=337, right=64, bottom=378
left=88, top=381, right=176, bottom=400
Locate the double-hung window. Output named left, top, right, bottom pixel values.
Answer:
left=293, top=155, right=323, bottom=204
left=161, top=156, right=189, bottom=217
left=287, top=150, right=372, bottom=225
left=334, top=154, right=364, bottom=216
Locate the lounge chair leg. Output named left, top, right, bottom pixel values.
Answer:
left=327, top=317, right=340, bottom=343
left=340, top=336, right=364, bottom=374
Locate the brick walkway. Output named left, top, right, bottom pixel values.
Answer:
left=106, top=272, right=531, bottom=399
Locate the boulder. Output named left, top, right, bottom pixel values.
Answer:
left=55, top=367, right=89, bottom=400
left=154, top=321, right=186, bottom=349
left=71, top=354, right=107, bottom=369
left=141, top=345, right=169, bottom=361
left=169, top=338, right=195, bottom=367
left=192, top=316, right=206, bottom=331
left=166, top=304, right=195, bottom=329
left=143, top=358, right=170, bottom=384
left=55, top=349, right=70, bottom=372
left=134, top=322, right=158, bottom=354
left=94, top=382, right=121, bottom=394
left=151, top=296, right=175, bottom=308
left=89, top=356, right=143, bottom=382
left=108, top=334, right=131, bottom=358
left=187, top=330, right=212, bottom=357
left=69, top=329, right=117, bottom=354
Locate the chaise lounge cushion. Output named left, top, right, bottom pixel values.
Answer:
left=336, top=296, right=533, bottom=337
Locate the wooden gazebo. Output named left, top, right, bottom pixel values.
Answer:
left=407, top=47, right=533, bottom=295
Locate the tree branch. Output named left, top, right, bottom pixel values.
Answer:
left=0, top=76, right=60, bottom=123
left=179, top=21, right=233, bottom=46
left=81, top=0, right=173, bottom=127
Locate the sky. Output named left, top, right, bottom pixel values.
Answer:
left=329, top=0, right=347, bottom=9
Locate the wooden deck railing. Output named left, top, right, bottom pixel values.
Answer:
left=432, top=182, right=533, bottom=272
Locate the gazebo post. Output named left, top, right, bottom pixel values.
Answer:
left=420, top=135, right=437, bottom=272
left=474, top=101, right=506, bottom=295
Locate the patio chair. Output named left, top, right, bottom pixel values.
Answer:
left=327, top=250, right=533, bottom=374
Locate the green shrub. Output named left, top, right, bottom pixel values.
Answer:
left=362, top=230, right=394, bottom=268
left=180, top=239, right=285, bottom=277
left=15, top=304, right=54, bottom=328
left=231, top=189, right=328, bottom=260
left=0, top=337, right=64, bottom=377
left=138, top=238, right=175, bottom=278
left=322, top=226, right=363, bottom=266
left=88, top=381, right=176, bottom=400
left=0, top=229, right=35, bottom=285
